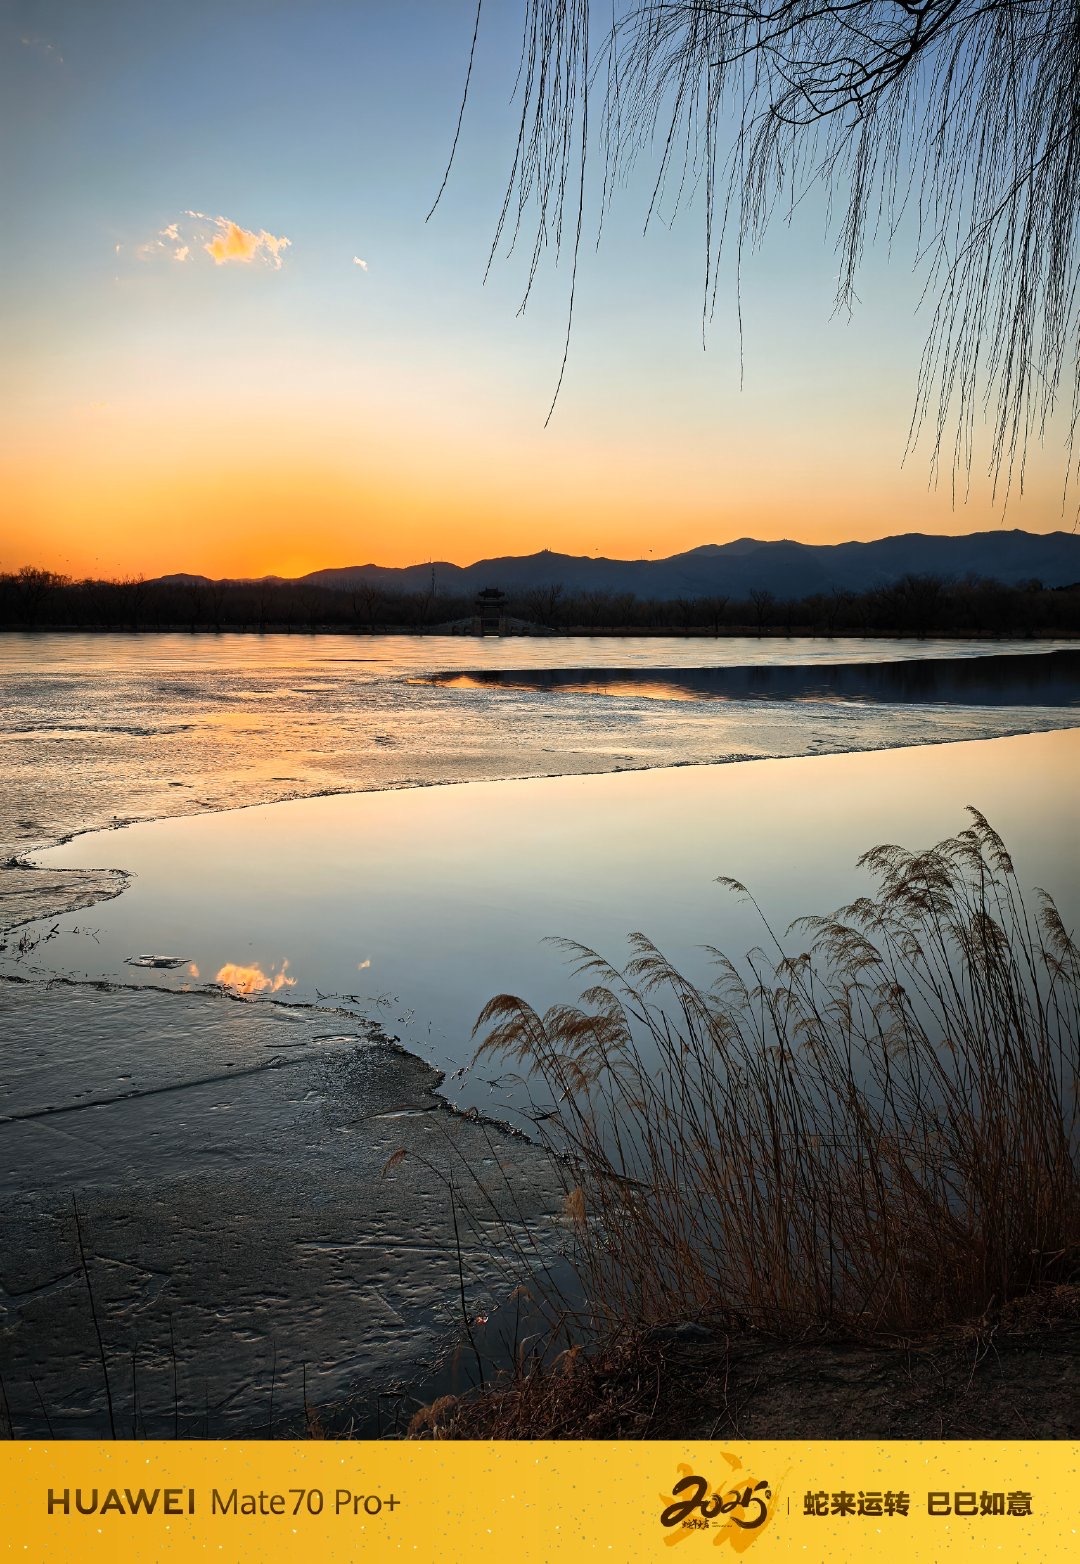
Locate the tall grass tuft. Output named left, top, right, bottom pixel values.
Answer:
left=474, top=810, right=1079, bottom=1337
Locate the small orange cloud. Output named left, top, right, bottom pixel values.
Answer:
left=131, top=214, right=290, bottom=270
left=204, top=217, right=291, bottom=269
left=215, top=959, right=296, bottom=995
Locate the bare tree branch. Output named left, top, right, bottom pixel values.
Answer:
left=465, top=0, right=1080, bottom=501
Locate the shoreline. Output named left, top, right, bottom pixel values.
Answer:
left=6, top=713, right=1080, bottom=940
left=407, top=1291, right=1080, bottom=1441
left=4, top=624, right=1080, bottom=639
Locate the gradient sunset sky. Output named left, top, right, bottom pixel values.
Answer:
left=2, top=0, right=1072, bottom=580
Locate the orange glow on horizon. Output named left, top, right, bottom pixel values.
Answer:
left=2, top=365, right=1068, bottom=581
left=3, top=449, right=1067, bottom=582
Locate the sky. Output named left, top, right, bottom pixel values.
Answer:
left=1, top=0, right=1073, bottom=580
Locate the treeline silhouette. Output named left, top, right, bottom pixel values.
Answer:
left=3, top=566, right=1079, bottom=638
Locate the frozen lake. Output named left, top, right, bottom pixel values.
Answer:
left=3, top=631, right=1077, bottom=930
left=9, top=727, right=1080, bottom=1119
left=2, top=632, right=1078, bottom=1434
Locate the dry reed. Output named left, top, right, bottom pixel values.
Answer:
left=473, top=809, right=1079, bottom=1338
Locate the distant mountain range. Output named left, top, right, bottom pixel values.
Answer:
left=156, top=529, right=1080, bottom=601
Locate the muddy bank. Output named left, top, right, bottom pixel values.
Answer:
left=411, top=1290, right=1080, bottom=1440
left=0, top=980, right=563, bottom=1438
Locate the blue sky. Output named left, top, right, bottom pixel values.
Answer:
left=1, top=0, right=1069, bottom=578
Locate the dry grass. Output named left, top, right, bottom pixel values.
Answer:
left=408, top=1336, right=662, bottom=1440
left=408, top=1285, right=1080, bottom=1440
left=471, top=810, right=1079, bottom=1342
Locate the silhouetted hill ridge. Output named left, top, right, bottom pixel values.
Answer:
left=152, top=530, right=1080, bottom=600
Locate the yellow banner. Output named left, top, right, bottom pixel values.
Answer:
left=1, top=1441, right=1075, bottom=1561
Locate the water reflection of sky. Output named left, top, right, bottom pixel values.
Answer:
left=6, top=630, right=1078, bottom=684
left=4, top=636, right=1080, bottom=882
left=424, top=649, right=1080, bottom=705
left=13, top=729, right=1079, bottom=1121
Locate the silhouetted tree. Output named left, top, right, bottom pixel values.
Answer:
left=449, top=1, right=1079, bottom=495
left=9, top=566, right=67, bottom=628
left=114, top=576, right=148, bottom=630
left=3, top=566, right=1078, bottom=635
left=346, top=581, right=379, bottom=632
left=750, top=588, right=776, bottom=634
left=525, top=581, right=567, bottom=627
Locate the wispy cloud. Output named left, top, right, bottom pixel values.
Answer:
left=21, top=35, right=63, bottom=64
left=131, top=213, right=291, bottom=270
left=353, top=256, right=369, bottom=271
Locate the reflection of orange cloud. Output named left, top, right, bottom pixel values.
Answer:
left=435, top=674, right=698, bottom=702
left=204, top=217, right=290, bottom=269
left=188, top=961, right=200, bottom=978
left=215, top=959, right=296, bottom=994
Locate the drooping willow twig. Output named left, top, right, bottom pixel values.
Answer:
left=438, top=0, right=1080, bottom=502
